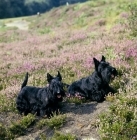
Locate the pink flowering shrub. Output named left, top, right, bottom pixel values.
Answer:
left=126, top=47, right=137, bottom=58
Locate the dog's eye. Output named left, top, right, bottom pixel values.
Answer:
left=103, top=63, right=109, bottom=68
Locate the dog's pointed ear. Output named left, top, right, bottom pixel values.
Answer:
left=101, top=55, right=106, bottom=62
left=57, top=71, right=62, bottom=81
left=93, top=57, right=100, bottom=71
left=47, top=73, right=53, bottom=83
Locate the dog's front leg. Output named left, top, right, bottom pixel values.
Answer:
left=39, top=103, right=48, bottom=117
left=107, top=86, right=117, bottom=94
left=40, top=105, right=53, bottom=118
left=91, top=90, right=106, bottom=102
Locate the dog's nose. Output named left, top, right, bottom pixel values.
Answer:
left=112, top=68, right=118, bottom=75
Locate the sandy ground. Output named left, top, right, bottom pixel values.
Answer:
left=5, top=20, right=30, bottom=30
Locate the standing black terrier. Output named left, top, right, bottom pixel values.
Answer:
left=16, top=71, right=65, bottom=117
left=68, top=56, right=118, bottom=102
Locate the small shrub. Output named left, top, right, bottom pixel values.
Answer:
left=0, top=123, right=7, bottom=140
left=39, top=133, right=47, bottom=140
left=0, top=95, right=17, bottom=112
left=8, top=113, right=36, bottom=138
left=51, top=131, right=77, bottom=140
left=37, top=119, right=48, bottom=129
left=75, top=13, right=87, bottom=27
left=88, top=0, right=106, bottom=7
left=37, top=113, right=66, bottom=129
left=104, top=47, right=117, bottom=60
left=0, top=113, right=36, bottom=139
left=66, top=96, right=86, bottom=105
left=8, top=123, right=25, bottom=136
left=20, top=113, right=36, bottom=128
left=105, top=93, right=117, bottom=102
left=128, top=2, right=137, bottom=36
left=38, top=27, right=51, bottom=34
left=98, top=95, right=137, bottom=140
left=57, top=44, right=63, bottom=50
left=95, top=19, right=106, bottom=26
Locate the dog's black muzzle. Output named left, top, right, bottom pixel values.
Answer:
left=111, top=68, right=118, bottom=80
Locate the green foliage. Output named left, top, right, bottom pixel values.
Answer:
left=99, top=66, right=137, bottom=139
left=0, top=95, right=17, bottom=112
left=0, top=30, right=21, bottom=43
left=0, top=114, right=36, bottom=139
left=37, top=119, right=48, bottom=129
left=105, top=93, right=117, bottom=102
left=88, top=0, right=107, bottom=7
left=8, top=123, right=26, bottom=136
left=30, top=75, right=46, bottom=87
left=59, top=66, right=78, bottom=84
left=66, top=96, right=86, bottom=105
left=39, top=131, right=77, bottom=140
left=128, top=2, right=137, bottom=36
left=38, top=27, right=51, bottom=34
left=0, top=123, right=7, bottom=140
left=98, top=96, right=137, bottom=140
left=75, top=13, right=87, bottom=28
left=51, top=131, right=77, bottom=140
left=0, top=21, right=5, bottom=28
left=104, top=47, right=117, bottom=60
left=39, top=133, right=47, bottom=140
left=73, top=4, right=82, bottom=11
left=37, top=113, right=66, bottom=129
left=8, top=113, right=36, bottom=136
left=20, top=113, right=36, bottom=128
left=0, top=78, right=7, bottom=91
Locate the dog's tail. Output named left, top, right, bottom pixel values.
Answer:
left=21, top=72, right=29, bottom=89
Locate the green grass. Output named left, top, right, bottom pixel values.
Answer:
left=128, top=2, right=137, bottom=37
left=37, top=113, right=66, bottom=129
left=66, top=96, right=86, bottom=105
left=0, top=123, right=7, bottom=140
left=98, top=96, right=137, bottom=140
left=39, top=131, right=77, bottom=140
left=38, top=27, right=52, bottom=34
left=0, top=114, right=36, bottom=139
left=51, top=131, right=77, bottom=140
left=0, top=95, right=17, bottom=112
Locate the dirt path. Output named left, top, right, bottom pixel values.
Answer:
left=5, top=19, right=30, bottom=30
left=60, top=101, right=111, bottom=140
left=14, top=101, right=111, bottom=140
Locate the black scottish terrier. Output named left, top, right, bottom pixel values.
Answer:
left=68, top=56, right=118, bottom=102
left=16, top=71, right=65, bottom=117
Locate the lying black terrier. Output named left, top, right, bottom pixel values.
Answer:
left=16, top=71, right=65, bottom=117
left=68, top=56, right=118, bottom=102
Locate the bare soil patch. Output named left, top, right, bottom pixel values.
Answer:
left=5, top=19, right=30, bottom=30
left=8, top=100, right=111, bottom=140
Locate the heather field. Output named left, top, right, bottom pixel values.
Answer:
left=0, top=0, right=137, bottom=139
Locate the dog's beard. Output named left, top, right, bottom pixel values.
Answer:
left=56, top=94, right=63, bottom=102
left=111, top=74, right=115, bottom=80
left=57, top=94, right=62, bottom=98
left=108, top=73, right=117, bottom=83
left=102, top=71, right=116, bottom=83
left=54, top=92, right=64, bottom=101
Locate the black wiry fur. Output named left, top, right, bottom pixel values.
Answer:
left=68, top=56, right=118, bottom=102
left=16, top=71, right=65, bottom=117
